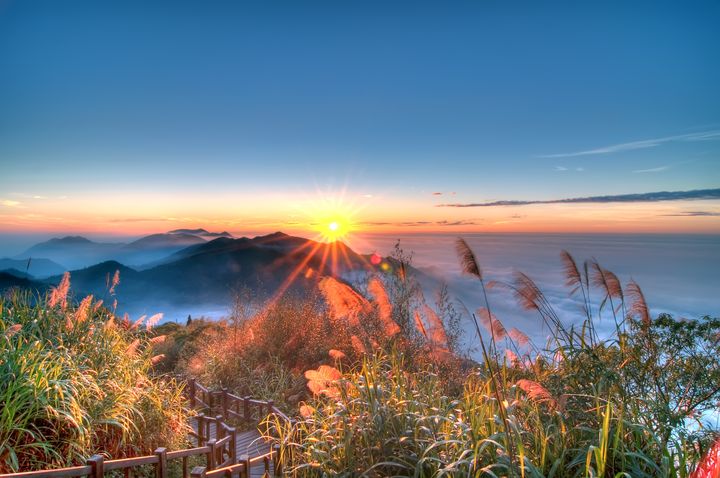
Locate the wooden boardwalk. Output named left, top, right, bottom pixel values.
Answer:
left=190, top=418, right=275, bottom=478
left=0, top=379, right=286, bottom=478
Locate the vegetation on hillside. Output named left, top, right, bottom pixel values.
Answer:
left=151, top=240, right=720, bottom=476
left=0, top=274, right=189, bottom=473
left=3, top=239, right=719, bottom=476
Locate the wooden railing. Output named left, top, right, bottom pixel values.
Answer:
left=0, top=377, right=289, bottom=478
left=187, top=379, right=291, bottom=426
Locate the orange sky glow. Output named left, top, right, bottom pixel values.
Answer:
left=1, top=190, right=718, bottom=237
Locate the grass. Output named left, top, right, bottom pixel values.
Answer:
left=253, top=240, right=720, bottom=477
left=0, top=278, right=189, bottom=473
left=10, top=240, right=716, bottom=476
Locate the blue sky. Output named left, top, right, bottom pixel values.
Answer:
left=0, top=0, right=719, bottom=234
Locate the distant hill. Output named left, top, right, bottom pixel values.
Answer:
left=36, top=233, right=383, bottom=316
left=0, top=268, right=33, bottom=280
left=6, top=231, right=440, bottom=321
left=0, top=257, right=66, bottom=278
left=168, top=228, right=232, bottom=239
left=125, top=233, right=205, bottom=249
left=18, top=236, right=122, bottom=270
left=0, top=271, right=48, bottom=294
left=16, top=230, right=232, bottom=269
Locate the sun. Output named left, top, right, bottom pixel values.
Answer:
left=299, top=191, right=361, bottom=243
left=321, top=218, right=348, bottom=242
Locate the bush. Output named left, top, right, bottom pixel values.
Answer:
left=262, top=242, right=719, bottom=477
left=270, top=346, right=713, bottom=477
left=0, top=279, right=190, bottom=473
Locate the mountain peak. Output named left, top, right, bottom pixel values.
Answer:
left=50, top=236, right=93, bottom=244
left=254, top=231, right=289, bottom=240
left=168, top=228, right=209, bottom=235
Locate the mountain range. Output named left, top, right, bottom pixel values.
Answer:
left=8, top=229, right=233, bottom=271
left=0, top=231, right=397, bottom=319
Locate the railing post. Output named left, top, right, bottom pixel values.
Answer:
left=222, top=388, right=229, bottom=417
left=190, top=466, right=206, bottom=478
left=197, top=413, right=205, bottom=446
left=228, top=426, right=237, bottom=464
left=239, top=455, right=250, bottom=478
left=87, top=455, right=104, bottom=478
left=215, top=415, right=225, bottom=440
left=243, top=396, right=250, bottom=423
left=182, top=456, right=189, bottom=478
left=154, top=447, right=168, bottom=478
left=188, top=378, right=196, bottom=408
left=272, top=444, right=282, bottom=476
left=207, top=439, right=217, bottom=470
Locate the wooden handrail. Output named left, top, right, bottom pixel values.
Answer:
left=0, top=376, right=289, bottom=478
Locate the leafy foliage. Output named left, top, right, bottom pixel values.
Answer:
left=0, top=288, right=189, bottom=473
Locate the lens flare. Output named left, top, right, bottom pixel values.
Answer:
left=262, top=190, right=377, bottom=311
left=323, top=220, right=346, bottom=242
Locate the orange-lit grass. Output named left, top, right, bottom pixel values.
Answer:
left=0, top=285, right=188, bottom=473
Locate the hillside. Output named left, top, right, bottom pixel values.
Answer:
left=35, top=233, right=386, bottom=316
left=16, top=230, right=232, bottom=269
left=0, top=271, right=48, bottom=293
left=0, top=257, right=66, bottom=278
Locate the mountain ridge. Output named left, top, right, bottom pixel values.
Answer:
left=15, top=230, right=233, bottom=269
left=27, top=232, right=386, bottom=316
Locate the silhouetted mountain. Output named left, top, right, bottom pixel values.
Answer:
left=18, top=236, right=121, bottom=270
left=125, top=233, right=205, bottom=249
left=36, top=233, right=384, bottom=317
left=154, top=237, right=252, bottom=265
left=0, top=271, right=48, bottom=293
left=16, top=230, right=231, bottom=270
left=0, top=268, right=33, bottom=280
left=0, top=257, right=66, bottom=278
left=45, top=261, right=142, bottom=300
left=168, top=228, right=232, bottom=238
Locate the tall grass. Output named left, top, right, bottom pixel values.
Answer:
left=0, top=281, right=189, bottom=472
left=264, top=241, right=719, bottom=477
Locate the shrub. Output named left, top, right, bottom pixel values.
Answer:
left=0, top=281, right=190, bottom=472
left=263, top=242, right=719, bottom=477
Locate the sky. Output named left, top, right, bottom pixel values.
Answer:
left=1, top=0, right=719, bottom=237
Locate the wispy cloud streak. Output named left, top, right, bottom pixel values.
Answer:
left=540, top=130, right=720, bottom=158
left=438, top=188, right=720, bottom=208
left=633, top=165, right=670, bottom=173
left=660, top=211, right=720, bottom=217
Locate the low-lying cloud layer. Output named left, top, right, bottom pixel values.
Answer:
left=438, top=188, right=720, bottom=208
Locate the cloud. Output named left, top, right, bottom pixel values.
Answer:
left=108, top=217, right=165, bottom=223
left=660, top=211, right=720, bottom=217
left=539, top=130, right=720, bottom=158
left=554, top=166, right=568, bottom=171
left=1, top=200, right=21, bottom=207
left=633, top=165, right=670, bottom=173
left=434, top=220, right=482, bottom=226
left=432, top=192, right=443, bottom=196
left=360, top=219, right=483, bottom=227
left=438, top=188, right=720, bottom=208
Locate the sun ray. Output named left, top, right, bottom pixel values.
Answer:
left=259, top=189, right=380, bottom=311
left=267, top=240, right=325, bottom=306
